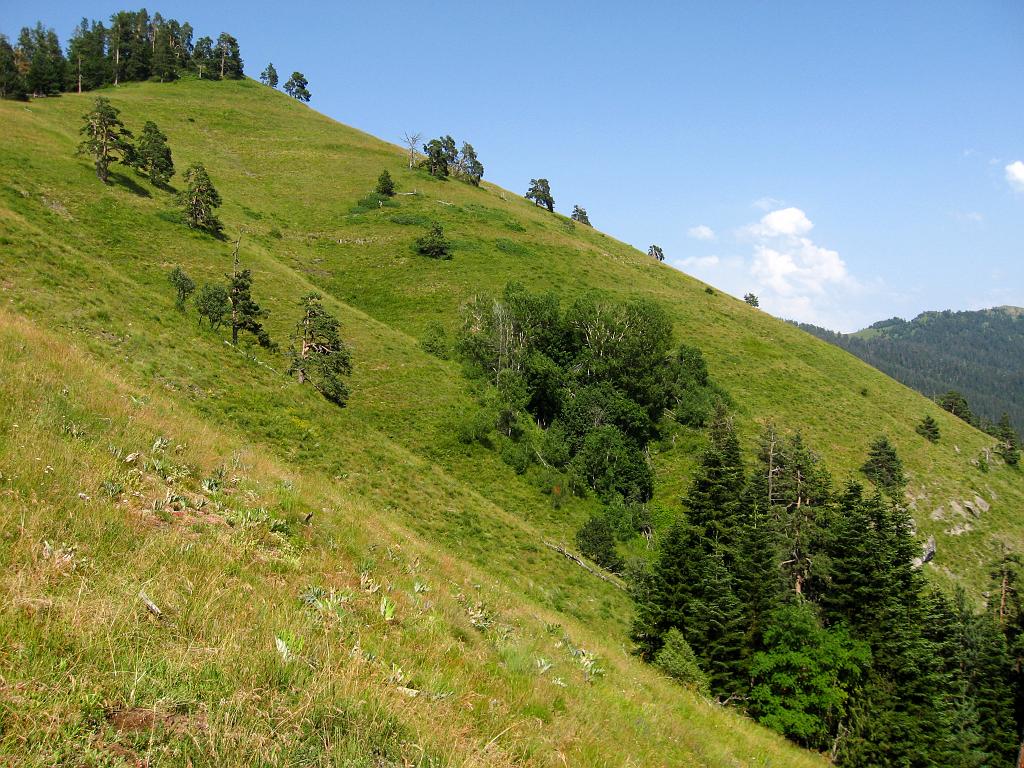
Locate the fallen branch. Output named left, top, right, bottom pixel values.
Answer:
left=543, top=541, right=627, bottom=592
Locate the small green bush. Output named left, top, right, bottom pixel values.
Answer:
left=575, top=513, right=623, bottom=573
left=420, top=322, right=450, bottom=359
left=415, top=223, right=452, bottom=259
left=654, top=628, right=710, bottom=695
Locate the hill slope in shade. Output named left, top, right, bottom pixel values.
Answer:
left=0, top=78, right=1021, bottom=764
left=796, top=307, right=1024, bottom=432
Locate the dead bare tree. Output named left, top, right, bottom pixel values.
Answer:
left=401, top=131, right=422, bottom=169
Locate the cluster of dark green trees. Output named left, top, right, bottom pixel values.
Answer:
left=934, top=391, right=1020, bottom=466
left=76, top=96, right=224, bottom=235
left=795, top=307, right=1024, bottom=435
left=454, top=282, right=725, bottom=539
left=630, top=417, right=1021, bottom=765
left=168, top=249, right=352, bottom=406
left=1, top=10, right=244, bottom=100
left=421, top=135, right=484, bottom=185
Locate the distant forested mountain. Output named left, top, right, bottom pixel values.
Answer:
left=794, top=307, right=1024, bottom=432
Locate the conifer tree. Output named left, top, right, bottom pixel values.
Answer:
left=0, top=36, right=27, bottom=100
left=216, top=33, right=243, bottom=79
left=571, top=205, right=591, bottom=225
left=526, top=178, right=554, bottom=211
left=994, top=413, right=1020, bottom=466
left=259, top=62, right=279, bottom=87
left=460, top=142, right=484, bottom=185
left=284, top=71, right=311, bottom=102
left=77, top=96, right=135, bottom=183
left=860, top=435, right=905, bottom=494
left=227, top=241, right=272, bottom=347
left=575, top=513, right=623, bottom=572
left=415, top=223, right=451, bottom=259
left=178, top=164, right=223, bottom=233
left=192, top=36, right=215, bottom=79
left=288, top=293, right=353, bottom=406
left=67, top=19, right=107, bottom=92
left=375, top=169, right=396, bottom=197
left=136, top=121, right=174, bottom=185
left=422, top=138, right=449, bottom=178
left=683, top=409, right=745, bottom=553
left=167, top=266, right=195, bottom=311
left=648, top=244, right=665, bottom=261
left=915, top=414, right=940, bottom=442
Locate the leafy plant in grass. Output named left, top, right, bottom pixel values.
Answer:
left=178, top=163, right=223, bottom=234
left=167, top=266, right=195, bottom=311
left=195, top=283, right=229, bottom=329
left=77, top=96, right=135, bottom=183
left=415, top=223, right=451, bottom=259
left=575, top=512, right=623, bottom=573
left=654, top=628, right=709, bottom=695
left=916, top=415, right=940, bottom=443
left=419, top=322, right=450, bottom=359
left=288, top=292, right=353, bottom=406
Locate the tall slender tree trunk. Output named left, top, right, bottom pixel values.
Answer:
left=220, top=45, right=226, bottom=78
left=113, top=45, right=119, bottom=85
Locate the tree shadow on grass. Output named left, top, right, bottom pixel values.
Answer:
left=108, top=171, right=151, bottom=198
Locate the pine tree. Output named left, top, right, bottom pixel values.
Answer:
left=860, top=435, right=905, bottom=494
left=288, top=293, right=353, bottom=406
left=18, top=23, right=66, bottom=97
left=0, top=35, right=27, bottom=100
left=284, top=71, right=311, bottom=102
left=915, top=414, right=941, bottom=442
left=526, top=178, right=554, bottom=211
left=167, top=266, right=195, bottom=311
left=177, top=164, right=223, bottom=233
left=422, top=138, right=449, bottom=178
left=136, top=121, right=174, bottom=185
left=460, top=142, right=484, bottom=185
left=743, top=293, right=760, bottom=307
left=227, top=241, right=272, bottom=347
left=216, top=33, right=243, bottom=79
left=66, top=19, right=107, bottom=93
left=77, top=97, right=135, bottom=183
left=571, top=205, right=591, bottom=225
left=192, top=36, right=215, bottom=79
left=375, top=169, right=396, bottom=197
left=648, top=244, right=665, bottom=261
left=654, top=628, right=710, bottom=694
left=683, top=409, right=745, bottom=554
left=259, top=62, right=279, bottom=87
left=994, top=413, right=1020, bottom=466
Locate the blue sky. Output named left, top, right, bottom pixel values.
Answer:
left=4, top=0, right=1022, bottom=330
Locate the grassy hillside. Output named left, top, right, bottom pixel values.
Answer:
left=0, top=77, right=1019, bottom=764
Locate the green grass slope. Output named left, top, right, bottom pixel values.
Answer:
left=0, top=77, right=1019, bottom=764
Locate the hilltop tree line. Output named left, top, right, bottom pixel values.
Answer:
left=630, top=415, right=1021, bottom=766
left=794, top=308, right=1024, bottom=435
left=1, top=9, right=245, bottom=100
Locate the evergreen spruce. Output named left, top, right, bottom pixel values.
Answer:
left=0, top=36, right=27, bottom=100
left=375, top=169, right=396, bottom=197
left=227, top=245, right=272, bottom=348
left=288, top=293, right=353, bottom=406
left=654, top=628, right=710, bottom=694
left=860, top=435, right=905, bottom=494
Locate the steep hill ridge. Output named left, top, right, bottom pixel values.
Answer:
left=1, top=78, right=1020, bottom=764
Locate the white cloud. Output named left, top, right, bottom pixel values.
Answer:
left=1006, top=160, right=1024, bottom=192
left=687, top=224, right=716, bottom=241
left=951, top=210, right=984, bottom=224
left=749, top=206, right=814, bottom=238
